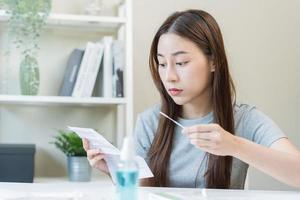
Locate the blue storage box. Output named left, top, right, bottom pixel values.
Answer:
left=0, top=144, right=36, bottom=182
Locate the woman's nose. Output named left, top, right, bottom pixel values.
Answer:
left=165, top=65, right=179, bottom=82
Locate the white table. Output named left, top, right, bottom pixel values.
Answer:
left=0, top=179, right=299, bottom=200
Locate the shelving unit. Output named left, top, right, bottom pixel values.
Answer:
left=0, top=95, right=127, bottom=106
left=0, top=10, right=127, bottom=30
left=0, top=0, right=133, bottom=179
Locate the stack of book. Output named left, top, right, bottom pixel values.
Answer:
left=59, top=36, right=124, bottom=98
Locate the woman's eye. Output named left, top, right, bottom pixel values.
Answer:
left=158, top=63, right=167, bottom=68
left=176, top=61, right=189, bottom=67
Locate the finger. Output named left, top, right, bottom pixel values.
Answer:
left=82, top=138, right=89, bottom=151
left=191, top=141, right=211, bottom=150
left=188, top=132, right=212, bottom=140
left=86, top=149, right=101, bottom=159
left=183, top=124, right=219, bottom=134
left=190, top=139, right=215, bottom=148
left=89, top=154, right=106, bottom=167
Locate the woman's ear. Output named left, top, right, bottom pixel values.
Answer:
left=209, top=56, right=215, bottom=72
left=209, top=59, right=215, bottom=72
left=211, top=64, right=215, bottom=72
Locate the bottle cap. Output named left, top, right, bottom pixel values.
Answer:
left=120, top=136, right=135, bottom=161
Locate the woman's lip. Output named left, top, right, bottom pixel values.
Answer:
left=168, top=88, right=183, bottom=91
left=168, top=89, right=183, bottom=96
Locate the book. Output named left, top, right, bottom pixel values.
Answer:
left=92, top=58, right=104, bottom=97
left=102, top=36, right=114, bottom=98
left=59, top=49, right=84, bottom=96
left=112, top=40, right=124, bottom=97
left=81, top=42, right=104, bottom=97
left=116, top=68, right=124, bottom=97
left=72, top=42, right=95, bottom=97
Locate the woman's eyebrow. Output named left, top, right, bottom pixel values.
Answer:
left=172, top=51, right=189, bottom=56
left=157, top=51, right=189, bottom=57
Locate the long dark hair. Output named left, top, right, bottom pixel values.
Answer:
left=148, top=10, right=236, bottom=188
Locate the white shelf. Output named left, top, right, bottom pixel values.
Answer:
left=0, top=10, right=126, bottom=30
left=0, top=95, right=126, bottom=106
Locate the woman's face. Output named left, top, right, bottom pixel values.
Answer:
left=157, top=33, right=214, bottom=106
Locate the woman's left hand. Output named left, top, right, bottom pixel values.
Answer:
left=182, top=123, right=238, bottom=156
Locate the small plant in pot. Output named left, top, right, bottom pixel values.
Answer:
left=52, top=129, right=91, bottom=182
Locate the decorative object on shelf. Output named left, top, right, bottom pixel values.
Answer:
left=0, top=0, right=51, bottom=95
left=19, top=55, right=40, bottom=95
left=51, top=129, right=91, bottom=182
left=85, top=0, right=103, bottom=16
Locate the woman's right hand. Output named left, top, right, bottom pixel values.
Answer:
left=82, top=138, right=109, bottom=175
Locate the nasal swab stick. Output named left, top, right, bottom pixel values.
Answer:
left=159, top=111, right=185, bottom=129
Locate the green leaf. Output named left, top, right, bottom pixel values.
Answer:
left=1, top=0, right=51, bottom=57
left=50, top=129, right=87, bottom=157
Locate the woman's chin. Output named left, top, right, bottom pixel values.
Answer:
left=171, top=97, right=187, bottom=105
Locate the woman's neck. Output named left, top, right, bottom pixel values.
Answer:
left=181, top=88, right=213, bottom=119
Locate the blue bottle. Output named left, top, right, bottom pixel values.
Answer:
left=116, top=136, right=139, bottom=200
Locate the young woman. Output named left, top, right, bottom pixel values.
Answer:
left=83, top=9, right=300, bottom=189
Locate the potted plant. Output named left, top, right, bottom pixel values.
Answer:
left=0, top=0, right=51, bottom=95
left=51, top=129, right=91, bottom=182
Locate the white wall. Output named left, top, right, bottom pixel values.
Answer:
left=133, top=0, right=300, bottom=190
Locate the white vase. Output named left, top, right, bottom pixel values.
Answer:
left=19, top=55, right=40, bottom=96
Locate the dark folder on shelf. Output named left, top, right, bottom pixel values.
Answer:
left=59, top=49, right=84, bottom=96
